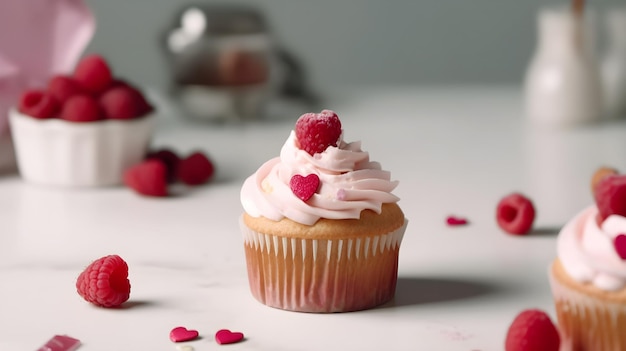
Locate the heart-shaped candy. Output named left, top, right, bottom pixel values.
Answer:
left=170, top=326, right=199, bottom=343
left=446, top=216, right=468, bottom=226
left=290, top=174, right=320, bottom=202
left=614, top=234, right=626, bottom=260
left=215, top=329, right=244, bottom=345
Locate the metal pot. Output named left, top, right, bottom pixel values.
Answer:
left=162, top=4, right=316, bottom=121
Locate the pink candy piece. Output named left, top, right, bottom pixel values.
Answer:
left=614, top=234, right=626, bottom=260
left=37, top=335, right=81, bottom=351
left=215, top=329, right=244, bottom=345
left=170, top=326, right=199, bottom=343
left=289, top=174, right=320, bottom=202
left=446, top=216, right=468, bottom=226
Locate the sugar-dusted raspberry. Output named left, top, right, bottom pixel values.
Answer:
left=594, top=174, right=626, bottom=223
left=60, top=95, right=104, bottom=122
left=48, top=75, right=86, bottom=104
left=505, top=309, right=560, bottom=351
left=76, top=254, right=131, bottom=308
left=496, top=193, right=535, bottom=235
left=124, top=159, right=168, bottom=197
left=295, top=110, right=342, bottom=156
left=18, top=90, right=59, bottom=119
left=99, top=86, right=149, bottom=120
left=177, top=152, right=215, bottom=186
left=74, top=54, right=113, bottom=94
left=146, top=148, right=180, bottom=183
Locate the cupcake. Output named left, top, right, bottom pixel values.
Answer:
left=240, top=110, right=407, bottom=313
left=549, top=167, right=626, bottom=349
left=9, top=54, right=155, bottom=187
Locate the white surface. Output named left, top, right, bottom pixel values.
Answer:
left=1, top=86, right=625, bottom=350
left=9, top=110, right=155, bottom=187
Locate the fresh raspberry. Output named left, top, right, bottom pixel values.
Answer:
left=110, top=78, right=130, bottom=89
left=591, top=166, right=619, bottom=195
left=295, top=110, right=342, bottom=155
left=74, top=54, right=113, bottom=94
left=124, top=159, right=168, bottom=197
left=99, top=86, right=150, bottom=119
left=146, top=148, right=180, bottom=183
left=594, top=174, right=626, bottom=223
left=505, top=309, right=560, bottom=351
left=76, top=254, right=131, bottom=308
left=18, top=90, right=59, bottom=119
left=60, top=95, right=104, bottom=122
left=496, top=193, right=535, bottom=235
left=47, top=75, right=86, bottom=104
left=114, top=82, right=153, bottom=115
left=177, top=152, right=215, bottom=186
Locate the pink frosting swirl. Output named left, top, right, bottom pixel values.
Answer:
left=240, top=131, right=399, bottom=226
left=558, top=206, right=626, bottom=291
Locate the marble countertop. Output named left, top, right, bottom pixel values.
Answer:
left=2, top=86, right=625, bottom=350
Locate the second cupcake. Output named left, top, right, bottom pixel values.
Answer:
left=549, top=167, right=626, bottom=349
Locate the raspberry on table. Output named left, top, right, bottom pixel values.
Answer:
left=76, top=255, right=131, bottom=308
left=124, top=159, right=169, bottom=197
left=505, top=309, right=560, bottom=351
left=295, top=110, right=342, bottom=156
left=146, top=148, right=181, bottom=183
left=177, top=152, right=215, bottom=186
left=60, top=95, right=104, bottom=122
left=18, top=90, right=59, bottom=119
left=496, top=193, right=535, bottom=235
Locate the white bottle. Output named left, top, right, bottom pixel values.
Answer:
left=524, top=6, right=603, bottom=128
left=602, top=7, right=626, bottom=119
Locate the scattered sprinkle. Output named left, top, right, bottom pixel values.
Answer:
left=215, top=329, right=244, bottom=345
left=170, top=326, right=200, bottom=343
left=446, top=216, right=468, bottom=226
left=37, top=335, right=81, bottom=351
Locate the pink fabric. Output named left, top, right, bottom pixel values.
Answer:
left=0, top=0, right=95, bottom=136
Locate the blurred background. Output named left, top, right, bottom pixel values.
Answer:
left=84, top=0, right=625, bottom=93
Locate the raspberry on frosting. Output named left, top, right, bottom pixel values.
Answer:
left=295, top=110, right=342, bottom=156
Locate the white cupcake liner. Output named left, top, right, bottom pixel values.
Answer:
left=241, top=217, right=408, bottom=313
left=9, top=109, right=155, bottom=187
left=549, top=266, right=626, bottom=350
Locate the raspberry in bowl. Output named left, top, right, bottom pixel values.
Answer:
left=9, top=54, right=155, bottom=187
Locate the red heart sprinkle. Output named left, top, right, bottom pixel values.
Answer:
left=215, top=329, right=244, bottom=345
left=290, top=174, right=320, bottom=202
left=169, top=326, right=199, bottom=343
left=614, top=234, right=626, bottom=260
left=446, top=216, right=468, bottom=226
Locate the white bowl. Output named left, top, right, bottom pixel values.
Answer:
left=9, top=109, right=155, bottom=187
